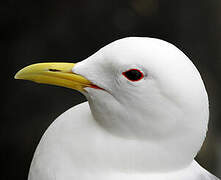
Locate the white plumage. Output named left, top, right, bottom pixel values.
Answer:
left=17, top=37, right=219, bottom=179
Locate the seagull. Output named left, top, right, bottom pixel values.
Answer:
left=15, top=37, right=219, bottom=180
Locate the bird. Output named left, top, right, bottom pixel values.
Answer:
left=15, top=37, right=219, bottom=180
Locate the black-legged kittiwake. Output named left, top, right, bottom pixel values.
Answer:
left=15, top=37, right=220, bottom=180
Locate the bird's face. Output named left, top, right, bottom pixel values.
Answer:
left=73, top=37, right=209, bottom=141
left=15, top=37, right=208, bottom=144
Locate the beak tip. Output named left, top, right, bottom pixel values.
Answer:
left=14, top=73, right=19, bottom=80
left=14, top=71, right=22, bottom=80
left=14, top=74, right=19, bottom=79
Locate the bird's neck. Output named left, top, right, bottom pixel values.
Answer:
left=80, top=119, right=201, bottom=173
left=85, top=91, right=208, bottom=172
left=87, top=111, right=205, bottom=172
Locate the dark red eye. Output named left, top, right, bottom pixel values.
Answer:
left=122, top=69, right=144, bottom=82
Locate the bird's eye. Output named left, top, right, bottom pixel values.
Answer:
left=122, top=69, right=144, bottom=82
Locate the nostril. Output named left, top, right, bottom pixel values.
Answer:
left=48, top=69, right=61, bottom=72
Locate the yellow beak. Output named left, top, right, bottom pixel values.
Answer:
left=14, top=62, right=92, bottom=91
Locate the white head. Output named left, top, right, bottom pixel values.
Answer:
left=15, top=37, right=209, bottom=172
left=73, top=37, right=209, bottom=170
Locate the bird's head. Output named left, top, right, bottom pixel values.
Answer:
left=15, top=37, right=209, bottom=165
left=74, top=38, right=208, bottom=142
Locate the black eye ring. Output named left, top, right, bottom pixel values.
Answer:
left=122, top=69, right=144, bottom=82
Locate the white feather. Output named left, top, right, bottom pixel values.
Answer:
left=28, top=37, right=219, bottom=180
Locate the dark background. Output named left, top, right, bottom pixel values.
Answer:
left=3, top=0, right=221, bottom=179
